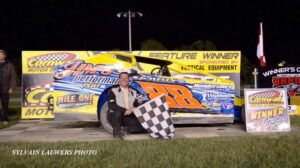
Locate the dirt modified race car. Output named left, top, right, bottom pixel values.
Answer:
left=52, top=52, right=235, bottom=133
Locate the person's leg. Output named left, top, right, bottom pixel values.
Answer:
left=1, top=94, right=9, bottom=122
left=0, top=93, right=3, bottom=121
left=110, top=110, right=124, bottom=137
left=123, top=114, right=147, bottom=133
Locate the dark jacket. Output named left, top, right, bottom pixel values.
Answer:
left=108, top=85, right=139, bottom=113
left=0, top=61, right=16, bottom=93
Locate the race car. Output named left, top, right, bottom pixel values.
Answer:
left=52, top=52, right=235, bottom=133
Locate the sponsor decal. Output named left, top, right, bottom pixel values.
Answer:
left=272, top=76, right=300, bottom=96
left=288, top=105, right=297, bottom=114
left=181, top=65, right=205, bottom=70
left=138, top=82, right=202, bottom=109
left=24, top=84, right=53, bottom=106
left=22, top=107, right=54, bottom=119
left=262, top=67, right=299, bottom=77
left=212, top=102, right=222, bottom=107
left=206, top=92, right=234, bottom=99
left=175, top=75, right=230, bottom=82
left=193, top=83, right=233, bottom=90
left=248, top=90, right=283, bottom=107
left=56, top=93, right=94, bottom=108
left=133, top=75, right=175, bottom=83
left=72, top=75, right=119, bottom=85
left=273, top=76, right=300, bottom=87
left=221, top=101, right=234, bottom=112
left=27, top=53, right=77, bottom=72
left=54, top=61, right=112, bottom=79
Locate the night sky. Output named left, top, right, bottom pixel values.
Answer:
left=0, top=0, right=299, bottom=66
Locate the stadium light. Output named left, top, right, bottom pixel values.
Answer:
left=117, top=10, right=143, bottom=51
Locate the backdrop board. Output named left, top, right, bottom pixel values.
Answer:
left=244, top=88, right=290, bottom=132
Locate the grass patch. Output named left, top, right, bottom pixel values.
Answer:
left=290, top=115, right=300, bottom=127
left=0, top=134, right=300, bottom=167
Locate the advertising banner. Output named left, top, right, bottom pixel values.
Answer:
left=22, top=51, right=241, bottom=120
left=244, top=88, right=290, bottom=132
left=132, top=51, right=241, bottom=97
left=258, top=66, right=300, bottom=97
left=22, top=51, right=95, bottom=119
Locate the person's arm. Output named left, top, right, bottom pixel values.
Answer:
left=133, top=97, right=139, bottom=107
left=130, top=88, right=140, bottom=107
left=9, top=63, right=16, bottom=94
left=108, top=89, right=127, bottom=113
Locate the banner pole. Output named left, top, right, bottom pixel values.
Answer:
left=252, top=68, right=258, bottom=89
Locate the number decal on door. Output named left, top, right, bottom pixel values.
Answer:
left=138, top=82, right=202, bottom=108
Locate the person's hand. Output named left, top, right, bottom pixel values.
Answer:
left=124, top=109, right=133, bottom=116
left=8, top=88, right=13, bottom=94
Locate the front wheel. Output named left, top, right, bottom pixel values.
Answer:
left=100, top=101, right=113, bottom=133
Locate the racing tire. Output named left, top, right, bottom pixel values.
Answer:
left=100, top=101, right=113, bottom=134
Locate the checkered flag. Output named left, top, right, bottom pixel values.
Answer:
left=133, top=94, right=175, bottom=139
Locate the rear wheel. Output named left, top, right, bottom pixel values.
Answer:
left=100, top=101, right=113, bottom=133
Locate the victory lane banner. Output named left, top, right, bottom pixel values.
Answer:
left=22, top=51, right=240, bottom=120
left=258, top=66, right=300, bottom=97
left=244, top=88, right=290, bottom=132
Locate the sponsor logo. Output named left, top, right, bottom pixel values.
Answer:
left=27, top=53, right=77, bottom=72
left=206, top=92, right=234, bottom=99
left=181, top=65, right=205, bottom=70
left=221, top=102, right=234, bottom=110
left=248, top=91, right=283, bottom=105
left=262, top=67, right=299, bottom=77
left=56, top=93, right=94, bottom=108
left=193, top=83, right=233, bottom=89
left=25, top=85, right=52, bottom=106
left=133, top=75, right=175, bottom=83
left=24, top=108, right=53, bottom=116
left=212, top=102, right=222, bottom=107
left=54, top=61, right=112, bottom=79
left=273, top=76, right=300, bottom=87
left=176, top=75, right=230, bottom=82
left=272, top=76, right=300, bottom=96
left=72, top=75, right=119, bottom=85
